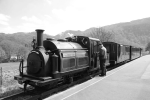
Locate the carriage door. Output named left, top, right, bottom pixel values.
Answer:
left=110, top=43, right=116, bottom=64
left=93, top=41, right=98, bottom=68
left=90, top=40, right=99, bottom=68
left=90, top=40, right=94, bottom=68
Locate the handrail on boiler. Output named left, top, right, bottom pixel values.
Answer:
left=19, top=59, right=26, bottom=76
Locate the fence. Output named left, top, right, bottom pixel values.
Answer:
left=0, top=67, right=2, bottom=92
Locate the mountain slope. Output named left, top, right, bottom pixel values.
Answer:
left=1, top=17, right=150, bottom=50
left=56, top=17, right=150, bottom=48
left=103, top=17, right=150, bottom=47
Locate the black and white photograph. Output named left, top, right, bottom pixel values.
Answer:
left=0, top=0, right=150, bottom=100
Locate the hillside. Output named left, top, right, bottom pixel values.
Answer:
left=0, top=32, right=53, bottom=62
left=2, top=16, right=149, bottom=48
left=57, top=17, right=150, bottom=48
left=54, top=30, right=83, bottom=39
left=0, top=32, right=54, bottom=46
left=0, top=17, right=150, bottom=61
left=103, top=17, right=150, bottom=47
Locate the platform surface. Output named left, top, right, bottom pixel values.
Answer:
left=45, top=55, right=150, bottom=100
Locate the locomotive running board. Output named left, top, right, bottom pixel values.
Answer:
left=15, top=73, right=52, bottom=81
left=14, top=75, right=59, bottom=86
left=23, top=74, right=52, bottom=81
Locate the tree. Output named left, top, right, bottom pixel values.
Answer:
left=0, top=40, right=19, bottom=59
left=17, top=46, right=29, bottom=60
left=89, top=27, right=113, bottom=42
left=0, top=47, right=6, bottom=62
left=146, top=42, right=150, bottom=53
left=0, top=33, right=5, bottom=42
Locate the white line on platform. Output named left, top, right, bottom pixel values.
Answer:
left=61, top=63, right=132, bottom=100
left=141, top=62, right=150, bottom=79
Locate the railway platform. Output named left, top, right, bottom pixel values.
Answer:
left=44, top=55, right=150, bottom=100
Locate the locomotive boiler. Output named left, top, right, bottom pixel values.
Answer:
left=14, top=29, right=101, bottom=90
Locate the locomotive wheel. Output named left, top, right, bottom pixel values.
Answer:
left=110, top=61, right=116, bottom=66
left=90, top=75, right=93, bottom=79
left=24, top=83, right=28, bottom=92
left=65, top=76, right=73, bottom=84
left=35, top=82, right=58, bottom=90
left=69, top=77, right=73, bottom=84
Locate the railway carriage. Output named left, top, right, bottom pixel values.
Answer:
left=103, top=42, right=131, bottom=66
left=131, top=46, right=142, bottom=60
left=103, top=42, right=142, bottom=66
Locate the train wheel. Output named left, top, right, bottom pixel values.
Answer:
left=24, top=83, right=28, bottom=92
left=110, top=61, right=116, bottom=66
left=68, top=77, right=73, bottom=84
left=65, top=76, right=73, bottom=84
left=90, top=74, right=93, bottom=79
left=36, top=82, right=58, bottom=90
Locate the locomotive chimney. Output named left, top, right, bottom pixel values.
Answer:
left=35, top=29, right=44, bottom=48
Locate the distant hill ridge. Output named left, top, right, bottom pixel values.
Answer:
left=1, top=17, right=150, bottom=49
left=56, top=17, right=150, bottom=48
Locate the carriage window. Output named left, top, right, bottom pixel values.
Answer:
left=103, top=44, right=110, bottom=53
left=112, top=45, right=114, bottom=52
left=93, top=41, right=97, bottom=52
left=118, top=45, right=121, bottom=56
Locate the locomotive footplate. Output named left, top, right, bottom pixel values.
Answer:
left=14, top=75, right=59, bottom=87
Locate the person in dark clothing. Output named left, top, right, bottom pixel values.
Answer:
left=31, top=38, right=36, bottom=49
left=99, top=44, right=107, bottom=76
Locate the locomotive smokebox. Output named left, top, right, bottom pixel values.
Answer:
left=35, top=29, right=44, bottom=48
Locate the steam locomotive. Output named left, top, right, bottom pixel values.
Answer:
left=14, top=29, right=101, bottom=90
left=14, top=29, right=142, bottom=90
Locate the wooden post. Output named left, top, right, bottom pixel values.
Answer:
left=0, top=67, right=2, bottom=92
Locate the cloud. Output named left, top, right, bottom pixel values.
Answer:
left=19, top=15, right=57, bottom=34
left=16, top=23, right=38, bottom=32
left=0, top=20, right=9, bottom=26
left=21, top=16, right=42, bottom=24
left=44, top=0, right=52, bottom=5
left=0, top=14, right=10, bottom=21
left=0, top=26, right=16, bottom=33
left=0, top=13, right=10, bottom=26
left=1, top=0, right=150, bottom=36
left=44, top=15, right=52, bottom=20
left=52, top=0, right=150, bottom=32
left=52, top=0, right=106, bottom=30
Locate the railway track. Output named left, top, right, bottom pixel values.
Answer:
left=1, top=74, right=92, bottom=100
left=1, top=62, right=128, bottom=100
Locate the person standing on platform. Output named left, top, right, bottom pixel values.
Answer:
left=99, top=43, right=107, bottom=76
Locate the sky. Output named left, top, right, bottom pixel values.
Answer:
left=0, top=0, right=150, bottom=36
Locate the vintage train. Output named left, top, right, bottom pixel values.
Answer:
left=103, top=42, right=142, bottom=66
left=14, top=29, right=142, bottom=90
